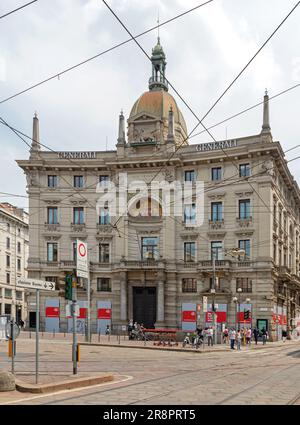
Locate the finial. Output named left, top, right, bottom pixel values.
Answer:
left=120, top=109, right=124, bottom=116
left=265, top=88, right=268, bottom=96
left=157, top=11, right=160, bottom=43
left=34, top=111, right=38, bottom=119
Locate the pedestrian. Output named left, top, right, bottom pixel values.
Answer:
left=261, top=327, right=267, bottom=345
left=105, top=324, right=110, bottom=335
left=128, top=319, right=133, bottom=340
left=246, top=328, right=252, bottom=345
left=282, top=329, right=287, bottom=342
left=229, top=328, right=236, bottom=350
left=236, top=330, right=242, bottom=350
left=223, top=327, right=229, bottom=344
left=207, top=327, right=213, bottom=347
left=253, top=327, right=259, bottom=345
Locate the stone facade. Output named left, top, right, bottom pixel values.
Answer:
left=0, top=203, right=29, bottom=322
left=16, top=41, right=300, bottom=340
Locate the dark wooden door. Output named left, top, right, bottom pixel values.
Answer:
left=133, top=287, right=156, bottom=328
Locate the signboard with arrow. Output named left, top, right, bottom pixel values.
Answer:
left=17, top=278, right=56, bottom=291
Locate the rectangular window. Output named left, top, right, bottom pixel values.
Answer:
left=184, top=204, right=196, bottom=224
left=99, top=175, right=110, bottom=187
left=184, top=170, right=195, bottom=182
left=239, top=163, right=251, bottom=177
left=211, top=241, right=223, bottom=260
left=47, top=243, right=58, bottom=262
left=47, top=207, right=58, bottom=224
left=18, top=228, right=21, bottom=236
left=236, top=278, right=252, bottom=293
left=6, top=237, right=10, bottom=250
left=6, top=273, right=10, bottom=284
left=182, top=278, right=197, bottom=293
left=5, top=304, right=11, bottom=315
left=5, top=289, right=12, bottom=299
left=238, top=239, right=250, bottom=260
left=210, top=277, right=223, bottom=291
left=97, top=278, right=111, bottom=292
left=74, top=175, right=84, bottom=188
left=6, top=255, right=10, bottom=268
left=73, top=242, right=77, bottom=261
left=99, top=208, right=110, bottom=225
left=48, top=175, right=58, bottom=188
left=184, top=242, right=196, bottom=262
left=142, top=237, right=158, bottom=260
left=17, top=258, right=21, bottom=271
left=16, top=291, right=23, bottom=300
left=99, top=244, right=110, bottom=263
left=17, top=242, right=21, bottom=254
left=212, top=167, right=222, bottom=181
left=239, top=199, right=251, bottom=219
left=73, top=207, right=84, bottom=224
left=7, top=223, right=10, bottom=232
left=211, top=202, right=223, bottom=221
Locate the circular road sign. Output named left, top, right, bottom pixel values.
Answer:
left=5, top=322, right=20, bottom=339
left=78, top=243, right=86, bottom=257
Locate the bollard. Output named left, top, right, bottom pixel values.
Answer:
left=42, top=332, right=44, bottom=338
left=29, top=331, right=31, bottom=339
left=64, top=332, right=66, bottom=338
left=53, top=329, right=55, bottom=338
left=108, top=333, right=110, bottom=342
left=98, top=331, right=100, bottom=343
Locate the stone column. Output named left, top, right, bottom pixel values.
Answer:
left=120, top=271, right=127, bottom=322
left=156, top=271, right=165, bottom=325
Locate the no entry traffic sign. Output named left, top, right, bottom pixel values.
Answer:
left=76, top=239, right=88, bottom=278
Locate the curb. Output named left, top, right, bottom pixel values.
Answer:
left=15, top=373, right=114, bottom=394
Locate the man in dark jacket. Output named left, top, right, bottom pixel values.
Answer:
left=253, top=327, right=259, bottom=345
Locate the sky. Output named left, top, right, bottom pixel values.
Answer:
left=0, top=0, right=300, bottom=210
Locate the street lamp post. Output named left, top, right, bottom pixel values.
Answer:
left=233, top=296, right=238, bottom=329
left=237, top=288, right=242, bottom=331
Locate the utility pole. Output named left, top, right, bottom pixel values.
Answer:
left=72, top=273, right=77, bottom=375
left=86, top=273, right=91, bottom=343
left=211, top=249, right=218, bottom=345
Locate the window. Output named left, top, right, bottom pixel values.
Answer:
left=47, top=243, right=58, bottom=262
left=142, top=237, right=158, bottom=260
left=5, top=304, right=11, bottom=315
left=184, top=170, right=195, bottom=182
left=273, top=243, right=277, bottom=262
left=16, top=291, right=23, bottom=300
left=6, top=237, right=10, bottom=250
left=99, top=175, right=110, bottom=187
left=182, top=278, right=197, bottom=293
left=7, top=223, right=10, bottom=232
left=74, top=175, right=84, bottom=188
left=6, top=255, right=10, bottom=268
left=6, top=273, right=10, bottom=284
left=48, top=175, right=58, bottom=188
left=17, top=259, right=21, bottom=271
left=236, top=278, right=252, bottom=293
left=211, top=241, right=223, bottom=260
left=5, top=289, right=12, bottom=299
left=73, top=242, right=77, bottom=261
left=239, top=199, right=251, bottom=219
left=73, top=207, right=84, bottom=224
left=99, top=208, right=110, bottom=225
left=238, top=240, right=250, bottom=260
left=99, top=244, right=110, bottom=263
left=184, top=242, right=196, bottom=262
left=17, top=242, right=21, bottom=253
left=212, top=167, right=222, bottom=181
left=279, top=248, right=282, bottom=266
left=47, top=207, right=58, bottom=224
left=210, top=277, right=223, bottom=291
left=184, top=204, right=196, bottom=225
left=211, top=202, right=223, bottom=221
left=18, top=228, right=21, bottom=236
left=239, top=163, right=251, bottom=177
left=97, top=278, right=111, bottom=292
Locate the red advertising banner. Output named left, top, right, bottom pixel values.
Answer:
left=278, top=315, right=283, bottom=325
left=206, top=311, right=227, bottom=323
left=282, top=316, right=287, bottom=325
left=45, top=307, right=60, bottom=318
left=237, top=312, right=251, bottom=324
left=182, top=311, right=196, bottom=322
left=79, top=308, right=87, bottom=319
left=272, top=314, right=277, bottom=323
left=98, top=308, right=112, bottom=319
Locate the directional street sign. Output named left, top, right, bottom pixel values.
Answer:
left=76, top=239, right=89, bottom=279
left=203, top=296, right=208, bottom=313
left=17, top=278, right=56, bottom=291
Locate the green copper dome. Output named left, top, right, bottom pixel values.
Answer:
left=152, top=37, right=165, bottom=57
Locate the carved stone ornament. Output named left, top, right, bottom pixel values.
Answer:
left=44, top=236, right=61, bottom=241
left=26, top=170, right=39, bottom=187
left=164, top=168, right=175, bottom=182
left=207, top=193, right=225, bottom=200
left=262, top=159, right=274, bottom=176
left=235, top=191, right=253, bottom=198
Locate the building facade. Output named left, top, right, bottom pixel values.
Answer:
left=0, top=203, right=29, bottom=322
left=17, top=39, right=300, bottom=339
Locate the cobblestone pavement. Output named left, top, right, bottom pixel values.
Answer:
left=0, top=337, right=299, bottom=405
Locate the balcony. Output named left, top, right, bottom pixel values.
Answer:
left=199, top=260, right=231, bottom=271
left=209, top=219, right=224, bottom=230
left=96, top=224, right=113, bottom=233
left=236, top=261, right=254, bottom=268
left=236, top=217, right=253, bottom=228
left=71, top=223, right=86, bottom=233
left=90, top=261, right=112, bottom=271
left=121, top=259, right=165, bottom=269
left=44, top=223, right=60, bottom=232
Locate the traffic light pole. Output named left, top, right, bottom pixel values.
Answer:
left=36, top=289, right=39, bottom=384
left=86, top=274, right=91, bottom=343
left=72, top=280, right=77, bottom=375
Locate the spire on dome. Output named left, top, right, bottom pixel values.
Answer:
left=148, top=35, right=168, bottom=92
left=117, top=109, right=126, bottom=145
left=261, top=89, right=271, bottom=134
left=31, top=112, right=40, bottom=152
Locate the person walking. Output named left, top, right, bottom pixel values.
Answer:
left=282, top=329, right=287, bottom=342
left=253, top=327, right=259, bottom=345
left=105, top=324, right=110, bottom=336
left=246, top=328, right=252, bottom=345
left=229, top=328, right=236, bottom=350
left=207, top=327, right=214, bottom=347
left=128, top=319, right=134, bottom=340
left=236, top=330, right=242, bottom=350
left=223, top=327, right=229, bottom=344
left=261, top=327, right=267, bottom=345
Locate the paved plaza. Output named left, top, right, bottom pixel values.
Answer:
left=0, top=335, right=300, bottom=405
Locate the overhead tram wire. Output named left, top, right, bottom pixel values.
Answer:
left=0, top=1, right=213, bottom=105
left=103, top=0, right=300, bottom=239
left=0, top=0, right=38, bottom=20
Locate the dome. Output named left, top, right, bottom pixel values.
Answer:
left=152, top=38, right=165, bottom=57
left=129, top=90, right=188, bottom=137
